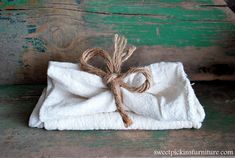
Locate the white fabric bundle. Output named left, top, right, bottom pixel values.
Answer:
left=29, top=61, right=205, bottom=130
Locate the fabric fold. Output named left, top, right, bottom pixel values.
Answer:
left=29, top=61, right=205, bottom=130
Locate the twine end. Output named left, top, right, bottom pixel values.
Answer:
left=124, top=117, right=133, bottom=128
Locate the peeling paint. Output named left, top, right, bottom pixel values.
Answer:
left=0, top=0, right=235, bottom=84
left=0, top=83, right=234, bottom=157
left=83, top=0, right=235, bottom=47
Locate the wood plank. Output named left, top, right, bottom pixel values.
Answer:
left=0, top=0, right=235, bottom=84
left=0, top=82, right=234, bottom=157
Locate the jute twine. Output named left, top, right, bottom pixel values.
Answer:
left=80, top=34, right=152, bottom=127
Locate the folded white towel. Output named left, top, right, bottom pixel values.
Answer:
left=29, top=61, right=205, bottom=130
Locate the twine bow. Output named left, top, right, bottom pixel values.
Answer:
left=80, top=34, right=152, bottom=127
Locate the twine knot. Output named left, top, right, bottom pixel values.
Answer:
left=104, top=73, right=118, bottom=84
left=79, top=34, right=152, bottom=127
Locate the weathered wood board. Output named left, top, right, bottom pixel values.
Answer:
left=0, top=82, right=234, bottom=157
left=0, top=0, right=235, bottom=84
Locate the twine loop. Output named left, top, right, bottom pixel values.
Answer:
left=79, top=34, right=152, bottom=127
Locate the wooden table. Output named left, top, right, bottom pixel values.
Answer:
left=0, top=82, right=234, bottom=157
left=0, top=0, right=235, bottom=84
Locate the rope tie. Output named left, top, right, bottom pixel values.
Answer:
left=104, top=73, right=118, bottom=84
left=79, top=34, right=152, bottom=127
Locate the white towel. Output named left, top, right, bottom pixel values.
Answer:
left=29, top=61, right=205, bottom=130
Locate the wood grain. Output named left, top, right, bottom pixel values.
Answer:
left=0, top=0, right=235, bottom=84
left=0, top=82, right=234, bottom=157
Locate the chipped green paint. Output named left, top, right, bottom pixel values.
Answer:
left=0, top=83, right=235, bottom=156
left=203, top=102, right=235, bottom=131
left=151, top=131, right=168, bottom=139
left=83, top=0, right=235, bottom=47
left=0, top=85, right=42, bottom=130
left=0, top=0, right=234, bottom=83
left=0, top=0, right=42, bottom=9
left=0, top=0, right=29, bottom=9
left=0, top=84, right=44, bottom=98
left=27, top=25, right=37, bottom=34
left=25, top=38, right=47, bottom=53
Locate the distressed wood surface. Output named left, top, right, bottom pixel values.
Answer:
left=0, top=82, right=234, bottom=157
left=0, top=0, right=235, bottom=84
